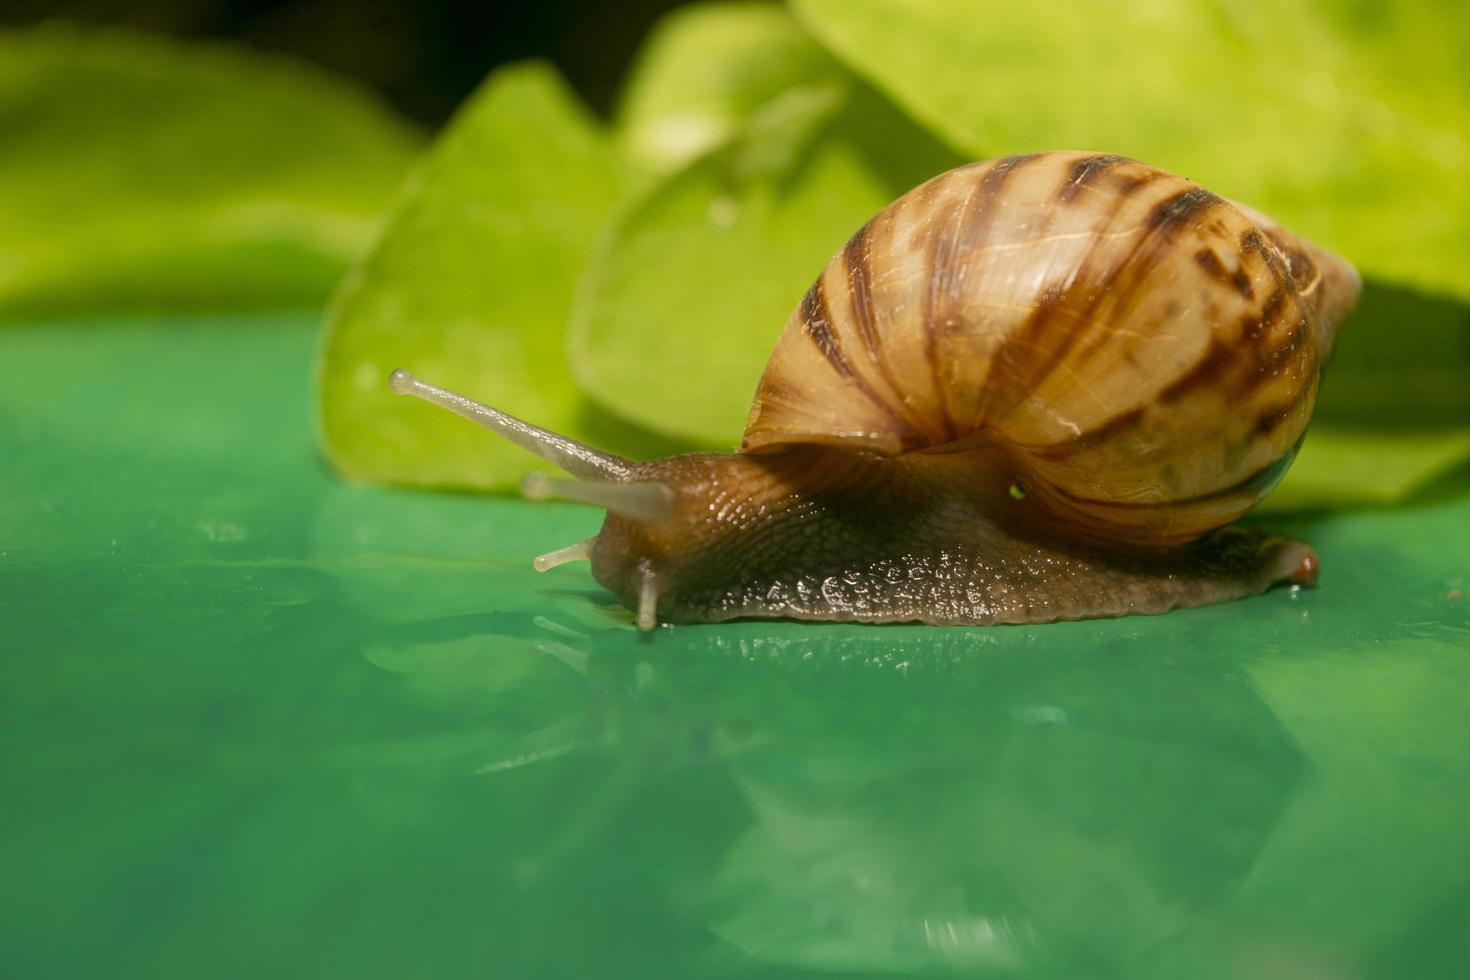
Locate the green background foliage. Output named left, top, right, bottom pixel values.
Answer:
left=317, top=64, right=647, bottom=490
left=0, top=23, right=423, bottom=319
left=793, top=0, right=1470, bottom=302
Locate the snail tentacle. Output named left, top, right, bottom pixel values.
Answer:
left=532, top=537, right=596, bottom=572
left=521, top=472, right=676, bottom=523
left=636, top=563, right=659, bottom=632
left=388, top=369, right=631, bottom=481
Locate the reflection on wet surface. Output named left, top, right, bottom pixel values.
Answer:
left=2, top=317, right=1469, bottom=979
left=345, top=572, right=1469, bottom=980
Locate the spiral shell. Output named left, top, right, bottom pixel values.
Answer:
left=742, top=152, right=1360, bottom=544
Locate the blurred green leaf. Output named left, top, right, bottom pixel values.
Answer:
left=321, top=2, right=858, bottom=489
left=791, top=0, right=1470, bottom=304
left=1271, top=429, right=1470, bottom=512
left=616, top=1, right=843, bottom=174
left=572, top=79, right=965, bottom=445
left=0, top=23, right=423, bottom=319
left=319, top=62, right=672, bottom=492
left=1267, top=279, right=1470, bottom=509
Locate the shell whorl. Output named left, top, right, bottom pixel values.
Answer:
left=741, top=152, right=1360, bottom=545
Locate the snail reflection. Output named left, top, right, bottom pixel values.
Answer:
left=675, top=631, right=1304, bottom=975
left=363, top=610, right=1306, bottom=976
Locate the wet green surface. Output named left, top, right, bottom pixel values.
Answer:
left=3, top=314, right=1469, bottom=979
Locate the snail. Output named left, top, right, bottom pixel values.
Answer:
left=389, top=152, right=1359, bottom=629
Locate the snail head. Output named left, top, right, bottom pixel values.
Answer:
left=388, top=370, right=736, bottom=631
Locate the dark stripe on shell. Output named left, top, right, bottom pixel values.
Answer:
left=1098, top=187, right=1227, bottom=313
left=1238, top=232, right=1318, bottom=367
left=926, top=155, right=1040, bottom=438
left=800, top=281, right=853, bottom=379
left=1251, top=226, right=1319, bottom=286
left=1256, top=319, right=1307, bottom=375
left=1255, top=400, right=1297, bottom=435
left=1240, top=229, right=1296, bottom=291
left=1194, top=248, right=1255, bottom=298
left=1057, top=154, right=1129, bottom=202
left=1005, top=279, right=1089, bottom=395
left=1115, top=173, right=1158, bottom=197
left=842, top=218, right=932, bottom=438
left=1149, top=289, right=1308, bottom=455
left=1278, top=241, right=1317, bottom=287
left=1160, top=339, right=1235, bottom=403
left=1147, top=187, right=1224, bottom=233
left=842, top=220, right=881, bottom=360
left=1241, top=288, right=1288, bottom=344
left=1159, top=287, right=1295, bottom=406
left=800, top=278, right=918, bottom=442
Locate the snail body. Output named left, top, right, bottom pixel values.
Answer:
left=391, top=152, right=1359, bottom=629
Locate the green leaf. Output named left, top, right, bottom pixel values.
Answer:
left=0, top=23, right=423, bottom=319
left=791, top=0, right=1470, bottom=304
left=320, top=4, right=855, bottom=491
left=571, top=79, right=966, bottom=445
left=616, top=1, right=843, bottom=174
left=318, top=62, right=666, bottom=492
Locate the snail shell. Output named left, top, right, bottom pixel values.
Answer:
left=745, top=152, right=1359, bottom=545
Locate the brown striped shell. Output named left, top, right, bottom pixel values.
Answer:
left=742, top=152, right=1360, bottom=545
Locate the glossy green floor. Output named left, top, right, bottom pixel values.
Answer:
left=3, top=314, right=1468, bottom=979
